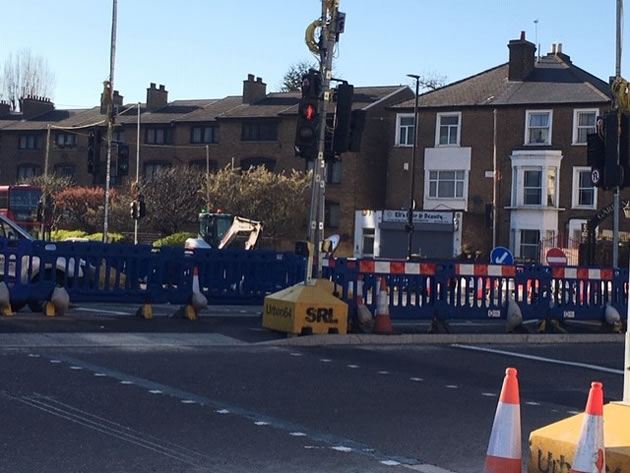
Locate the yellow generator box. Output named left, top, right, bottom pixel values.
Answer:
left=262, top=280, right=348, bottom=335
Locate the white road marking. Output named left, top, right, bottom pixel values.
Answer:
left=290, top=352, right=302, bottom=357
left=254, top=421, right=269, bottom=426
left=526, top=401, right=541, bottom=406
left=28, top=353, right=40, bottom=358
left=290, top=432, right=307, bottom=437
left=331, top=446, right=352, bottom=452
left=180, top=400, right=195, bottom=404
left=320, top=358, right=332, bottom=363
left=347, top=364, right=359, bottom=369
left=50, top=360, right=61, bottom=364
left=567, top=410, right=581, bottom=415
left=452, top=344, right=624, bottom=375
left=216, top=409, right=230, bottom=414
left=120, top=380, right=133, bottom=385
left=481, top=392, right=497, bottom=397
left=94, top=373, right=107, bottom=377
left=70, top=366, right=83, bottom=370
left=381, top=460, right=401, bottom=466
left=378, top=371, right=390, bottom=375
left=404, top=464, right=460, bottom=473
left=410, top=377, right=423, bottom=382
left=149, top=390, right=162, bottom=394
left=74, top=307, right=131, bottom=316
left=445, top=385, right=458, bottom=389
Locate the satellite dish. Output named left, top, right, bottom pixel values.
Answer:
left=323, top=234, right=340, bottom=256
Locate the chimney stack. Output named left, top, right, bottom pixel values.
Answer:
left=147, top=83, right=168, bottom=111
left=242, top=74, right=267, bottom=104
left=19, top=95, right=54, bottom=119
left=0, top=101, right=10, bottom=118
left=507, top=31, right=536, bottom=81
left=100, top=89, right=124, bottom=115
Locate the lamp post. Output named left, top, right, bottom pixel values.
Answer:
left=406, top=74, right=420, bottom=259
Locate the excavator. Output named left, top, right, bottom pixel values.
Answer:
left=185, top=210, right=263, bottom=250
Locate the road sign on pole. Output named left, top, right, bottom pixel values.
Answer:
left=546, top=247, right=567, bottom=266
left=490, top=246, right=514, bottom=265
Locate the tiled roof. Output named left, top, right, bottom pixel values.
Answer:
left=392, top=54, right=611, bottom=109
left=0, top=84, right=408, bottom=129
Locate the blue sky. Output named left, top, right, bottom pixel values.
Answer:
left=0, top=0, right=622, bottom=108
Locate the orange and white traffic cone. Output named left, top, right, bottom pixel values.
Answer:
left=483, top=367, right=521, bottom=473
left=373, top=277, right=393, bottom=334
left=571, top=382, right=605, bottom=473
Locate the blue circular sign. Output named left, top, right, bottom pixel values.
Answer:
left=490, top=246, right=514, bottom=265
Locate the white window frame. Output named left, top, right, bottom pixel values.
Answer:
left=572, top=108, right=598, bottom=145
left=518, top=229, right=541, bottom=261
left=435, top=112, right=462, bottom=147
left=427, top=169, right=466, bottom=200
left=522, top=167, right=543, bottom=206
left=524, top=110, right=553, bottom=146
left=395, top=113, right=415, bottom=147
left=571, top=166, right=597, bottom=209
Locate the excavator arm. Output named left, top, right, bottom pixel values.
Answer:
left=218, top=216, right=263, bottom=250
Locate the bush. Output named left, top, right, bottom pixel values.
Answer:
left=50, top=229, right=88, bottom=241
left=152, top=232, right=197, bottom=248
left=84, top=232, right=128, bottom=243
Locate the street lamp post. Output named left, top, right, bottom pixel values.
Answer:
left=406, top=74, right=420, bottom=259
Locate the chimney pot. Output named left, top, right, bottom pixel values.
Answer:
left=150, top=82, right=156, bottom=89
left=520, top=31, right=525, bottom=40
left=159, top=84, right=165, bottom=91
left=247, top=73, right=255, bottom=81
left=551, top=43, right=557, bottom=54
left=557, top=43, right=563, bottom=53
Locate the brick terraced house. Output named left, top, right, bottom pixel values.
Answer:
left=0, top=77, right=412, bottom=255
left=373, top=33, right=621, bottom=263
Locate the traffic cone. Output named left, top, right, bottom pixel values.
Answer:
left=373, top=277, right=393, bottom=334
left=571, top=382, right=605, bottom=473
left=483, top=367, right=521, bottom=473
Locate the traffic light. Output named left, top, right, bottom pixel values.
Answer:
left=294, top=70, right=321, bottom=160
left=332, top=83, right=353, bottom=153
left=620, top=113, right=630, bottom=188
left=87, top=130, right=101, bottom=174
left=587, top=112, right=621, bottom=190
left=348, top=109, right=366, bottom=152
left=138, top=194, right=146, bottom=219
left=118, top=143, right=129, bottom=176
left=130, top=200, right=139, bottom=220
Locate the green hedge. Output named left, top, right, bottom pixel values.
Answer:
left=84, top=232, right=127, bottom=243
left=152, top=232, right=197, bottom=248
left=50, top=230, right=88, bottom=241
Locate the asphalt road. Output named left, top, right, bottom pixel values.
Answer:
left=0, top=312, right=625, bottom=473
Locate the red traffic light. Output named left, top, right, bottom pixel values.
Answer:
left=303, top=104, right=315, bottom=120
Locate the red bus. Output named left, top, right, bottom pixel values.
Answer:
left=0, top=185, right=43, bottom=233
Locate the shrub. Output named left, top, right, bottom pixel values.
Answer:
left=50, top=229, right=88, bottom=241
left=152, top=232, right=197, bottom=248
left=84, top=232, right=127, bottom=243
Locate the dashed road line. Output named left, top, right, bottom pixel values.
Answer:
left=70, top=366, right=82, bottom=370
left=481, top=392, right=496, bottom=397
left=50, top=360, right=61, bottom=364
left=444, top=385, right=458, bottom=389
left=381, top=460, right=401, bottom=466
left=120, top=380, right=133, bottom=385
left=320, top=358, right=332, bottom=363
left=378, top=371, right=389, bottom=375
left=289, top=352, right=302, bottom=357
left=347, top=364, right=359, bottom=369
left=149, top=390, right=163, bottom=394
left=94, top=373, right=107, bottom=377
left=526, top=401, right=541, bottom=406
left=331, top=446, right=352, bottom=452
left=181, top=400, right=196, bottom=404
left=254, top=421, right=269, bottom=426
left=40, top=353, right=424, bottom=467
left=28, top=353, right=40, bottom=358
left=410, top=377, right=423, bottom=382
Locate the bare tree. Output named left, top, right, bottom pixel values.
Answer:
left=415, top=72, right=447, bottom=92
left=280, top=61, right=318, bottom=92
left=1, top=49, right=55, bottom=111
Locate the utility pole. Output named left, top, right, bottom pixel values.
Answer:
left=406, top=74, right=420, bottom=259
left=614, top=0, right=622, bottom=267
left=492, top=109, right=498, bottom=248
left=103, top=0, right=117, bottom=243
left=134, top=101, right=140, bottom=245
left=40, top=124, right=51, bottom=239
left=306, top=0, right=341, bottom=280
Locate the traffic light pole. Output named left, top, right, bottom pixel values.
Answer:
left=306, top=0, right=340, bottom=281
